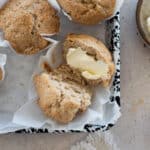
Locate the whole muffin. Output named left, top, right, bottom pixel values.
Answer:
left=0, top=0, right=60, bottom=55
left=57, top=0, right=116, bottom=25
left=63, top=34, right=115, bottom=87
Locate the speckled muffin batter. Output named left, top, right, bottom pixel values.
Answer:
left=57, top=0, right=116, bottom=25
left=0, top=0, right=60, bottom=55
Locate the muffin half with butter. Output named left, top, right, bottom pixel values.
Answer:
left=63, top=34, right=115, bottom=87
left=0, top=0, right=60, bottom=55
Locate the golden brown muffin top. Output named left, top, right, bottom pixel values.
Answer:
left=0, top=0, right=60, bottom=55
left=57, top=0, right=116, bottom=25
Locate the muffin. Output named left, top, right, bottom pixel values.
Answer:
left=34, top=65, right=92, bottom=124
left=63, top=34, right=115, bottom=87
left=57, top=0, right=116, bottom=25
left=0, top=0, right=60, bottom=55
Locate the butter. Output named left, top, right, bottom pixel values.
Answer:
left=66, top=47, right=109, bottom=80
left=147, top=17, right=150, bottom=33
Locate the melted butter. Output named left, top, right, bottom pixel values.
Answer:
left=66, top=47, right=109, bottom=80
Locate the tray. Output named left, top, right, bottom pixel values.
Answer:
left=0, top=12, right=121, bottom=134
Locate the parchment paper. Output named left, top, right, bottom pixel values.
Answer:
left=0, top=0, right=121, bottom=133
left=0, top=53, right=7, bottom=82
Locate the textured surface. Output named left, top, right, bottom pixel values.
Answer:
left=0, top=0, right=149, bottom=150
left=34, top=68, right=92, bottom=123
left=57, top=0, right=115, bottom=24
left=0, top=0, right=60, bottom=54
left=63, top=33, right=115, bottom=87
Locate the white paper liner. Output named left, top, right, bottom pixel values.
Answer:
left=0, top=0, right=8, bottom=9
left=0, top=0, right=59, bottom=55
left=0, top=53, right=7, bottom=82
left=71, top=131, right=119, bottom=150
left=56, top=0, right=124, bottom=22
left=12, top=41, right=121, bottom=130
left=114, top=0, right=124, bottom=15
left=0, top=13, right=107, bottom=132
left=47, top=0, right=61, bottom=12
left=0, top=0, right=121, bottom=132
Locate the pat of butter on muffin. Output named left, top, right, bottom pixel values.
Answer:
left=66, top=47, right=109, bottom=80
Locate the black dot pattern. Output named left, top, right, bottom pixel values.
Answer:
left=15, top=12, right=121, bottom=134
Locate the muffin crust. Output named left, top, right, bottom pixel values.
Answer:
left=0, top=0, right=60, bottom=54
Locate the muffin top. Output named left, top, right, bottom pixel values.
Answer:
left=57, top=0, right=116, bottom=25
left=0, top=0, right=60, bottom=55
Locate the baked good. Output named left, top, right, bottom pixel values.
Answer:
left=57, top=0, right=116, bottom=25
left=34, top=65, right=92, bottom=123
left=0, top=0, right=60, bottom=55
left=63, top=34, right=115, bottom=87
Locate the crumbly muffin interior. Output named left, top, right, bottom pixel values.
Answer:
left=34, top=65, right=92, bottom=123
left=63, top=34, right=115, bottom=87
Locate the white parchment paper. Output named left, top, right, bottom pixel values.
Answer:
left=0, top=0, right=121, bottom=133
left=0, top=0, right=8, bottom=9
left=12, top=40, right=121, bottom=130
left=0, top=53, right=7, bottom=82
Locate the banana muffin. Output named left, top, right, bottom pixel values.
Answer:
left=63, top=34, right=115, bottom=87
left=57, top=0, right=116, bottom=25
left=0, top=0, right=60, bottom=55
left=34, top=65, right=92, bottom=123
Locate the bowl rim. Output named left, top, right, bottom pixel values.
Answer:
left=136, top=0, right=150, bottom=46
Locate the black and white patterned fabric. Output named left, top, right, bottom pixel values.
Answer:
left=16, top=12, right=121, bottom=134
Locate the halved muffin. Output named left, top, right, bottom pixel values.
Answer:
left=63, top=34, right=115, bottom=87
left=34, top=65, right=92, bottom=123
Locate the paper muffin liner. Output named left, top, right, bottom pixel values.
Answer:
left=12, top=39, right=121, bottom=131
left=0, top=0, right=60, bottom=55
left=54, top=0, right=124, bottom=23
left=0, top=53, right=7, bottom=82
left=0, top=0, right=8, bottom=9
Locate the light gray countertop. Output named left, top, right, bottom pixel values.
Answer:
left=0, top=0, right=150, bottom=149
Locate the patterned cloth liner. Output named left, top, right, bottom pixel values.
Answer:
left=15, top=12, right=121, bottom=134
